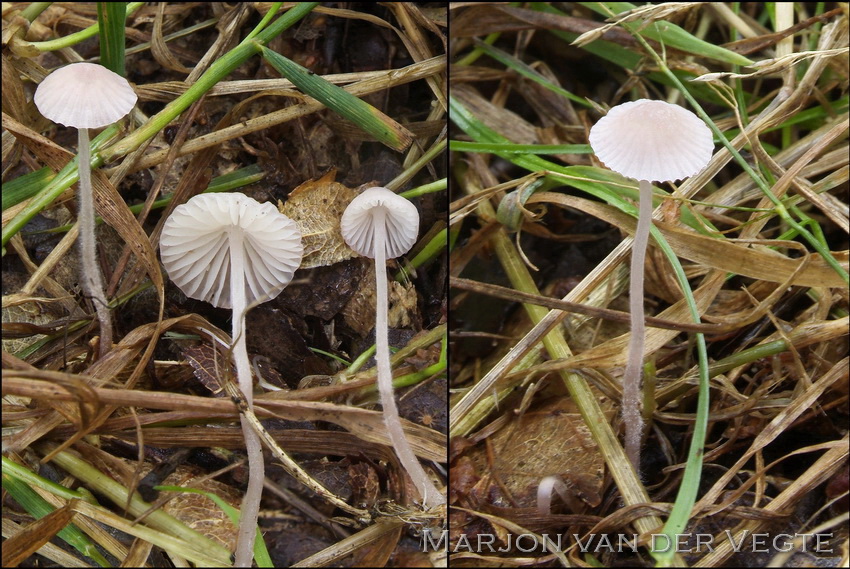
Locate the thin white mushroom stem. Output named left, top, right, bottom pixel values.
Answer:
left=373, top=210, right=444, bottom=509
left=623, top=179, right=653, bottom=470
left=76, top=127, right=113, bottom=358
left=229, top=229, right=264, bottom=568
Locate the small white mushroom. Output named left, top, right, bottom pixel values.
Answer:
left=589, top=99, right=713, bottom=471
left=341, top=187, right=445, bottom=509
left=34, top=62, right=138, bottom=357
left=160, top=192, right=302, bottom=566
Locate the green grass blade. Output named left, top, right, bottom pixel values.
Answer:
left=97, top=2, right=127, bottom=76
left=30, top=3, right=144, bottom=52
left=46, top=447, right=233, bottom=564
left=2, top=167, right=54, bottom=211
left=450, top=141, right=592, bottom=155
left=258, top=44, right=414, bottom=152
left=3, top=462, right=111, bottom=566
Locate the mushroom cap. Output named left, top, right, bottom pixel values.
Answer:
left=588, top=99, right=714, bottom=183
left=34, top=62, right=137, bottom=129
left=340, top=187, right=419, bottom=259
left=160, top=193, right=303, bottom=309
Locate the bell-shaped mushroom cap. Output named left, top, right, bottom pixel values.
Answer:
left=588, top=99, right=714, bottom=183
left=34, top=62, right=137, bottom=129
left=160, top=193, right=303, bottom=309
left=340, top=187, right=419, bottom=259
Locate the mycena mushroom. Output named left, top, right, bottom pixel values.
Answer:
left=34, top=62, right=137, bottom=357
left=160, top=192, right=302, bottom=566
left=588, top=99, right=713, bottom=471
left=341, top=187, right=445, bottom=508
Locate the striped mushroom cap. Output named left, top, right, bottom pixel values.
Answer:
left=340, top=187, right=419, bottom=259
left=160, top=193, right=303, bottom=309
left=34, top=62, right=137, bottom=129
left=589, top=99, right=714, bottom=183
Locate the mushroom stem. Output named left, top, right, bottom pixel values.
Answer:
left=623, top=179, right=653, bottom=471
left=373, top=211, right=444, bottom=509
left=76, top=128, right=113, bottom=358
left=589, top=99, right=714, bottom=475
left=537, top=475, right=574, bottom=515
left=228, top=229, right=264, bottom=568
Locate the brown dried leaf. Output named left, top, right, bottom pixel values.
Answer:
left=182, top=343, right=227, bottom=396
left=342, top=263, right=419, bottom=336
left=469, top=398, right=606, bottom=509
left=161, top=466, right=242, bottom=552
left=348, top=462, right=381, bottom=509
left=388, top=279, right=419, bottom=329
left=278, top=170, right=358, bottom=268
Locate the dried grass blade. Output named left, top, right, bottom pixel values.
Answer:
left=291, top=519, right=404, bottom=567
left=0, top=503, right=76, bottom=567
left=529, top=192, right=847, bottom=288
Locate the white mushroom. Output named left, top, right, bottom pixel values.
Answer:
left=160, top=192, right=302, bottom=566
left=341, top=187, right=445, bottom=508
left=34, top=62, right=138, bottom=357
left=589, top=99, right=713, bottom=470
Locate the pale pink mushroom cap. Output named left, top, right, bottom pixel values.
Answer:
left=588, top=99, right=714, bottom=183
left=160, top=193, right=303, bottom=309
left=34, top=62, right=137, bottom=129
left=340, top=187, right=419, bottom=259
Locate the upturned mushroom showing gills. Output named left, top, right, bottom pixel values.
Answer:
left=341, top=187, right=445, bottom=509
left=34, top=62, right=138, bottom=357
left=588, top=99, right=713, bottom=471
left=160, top=192, right=302, bottom=566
